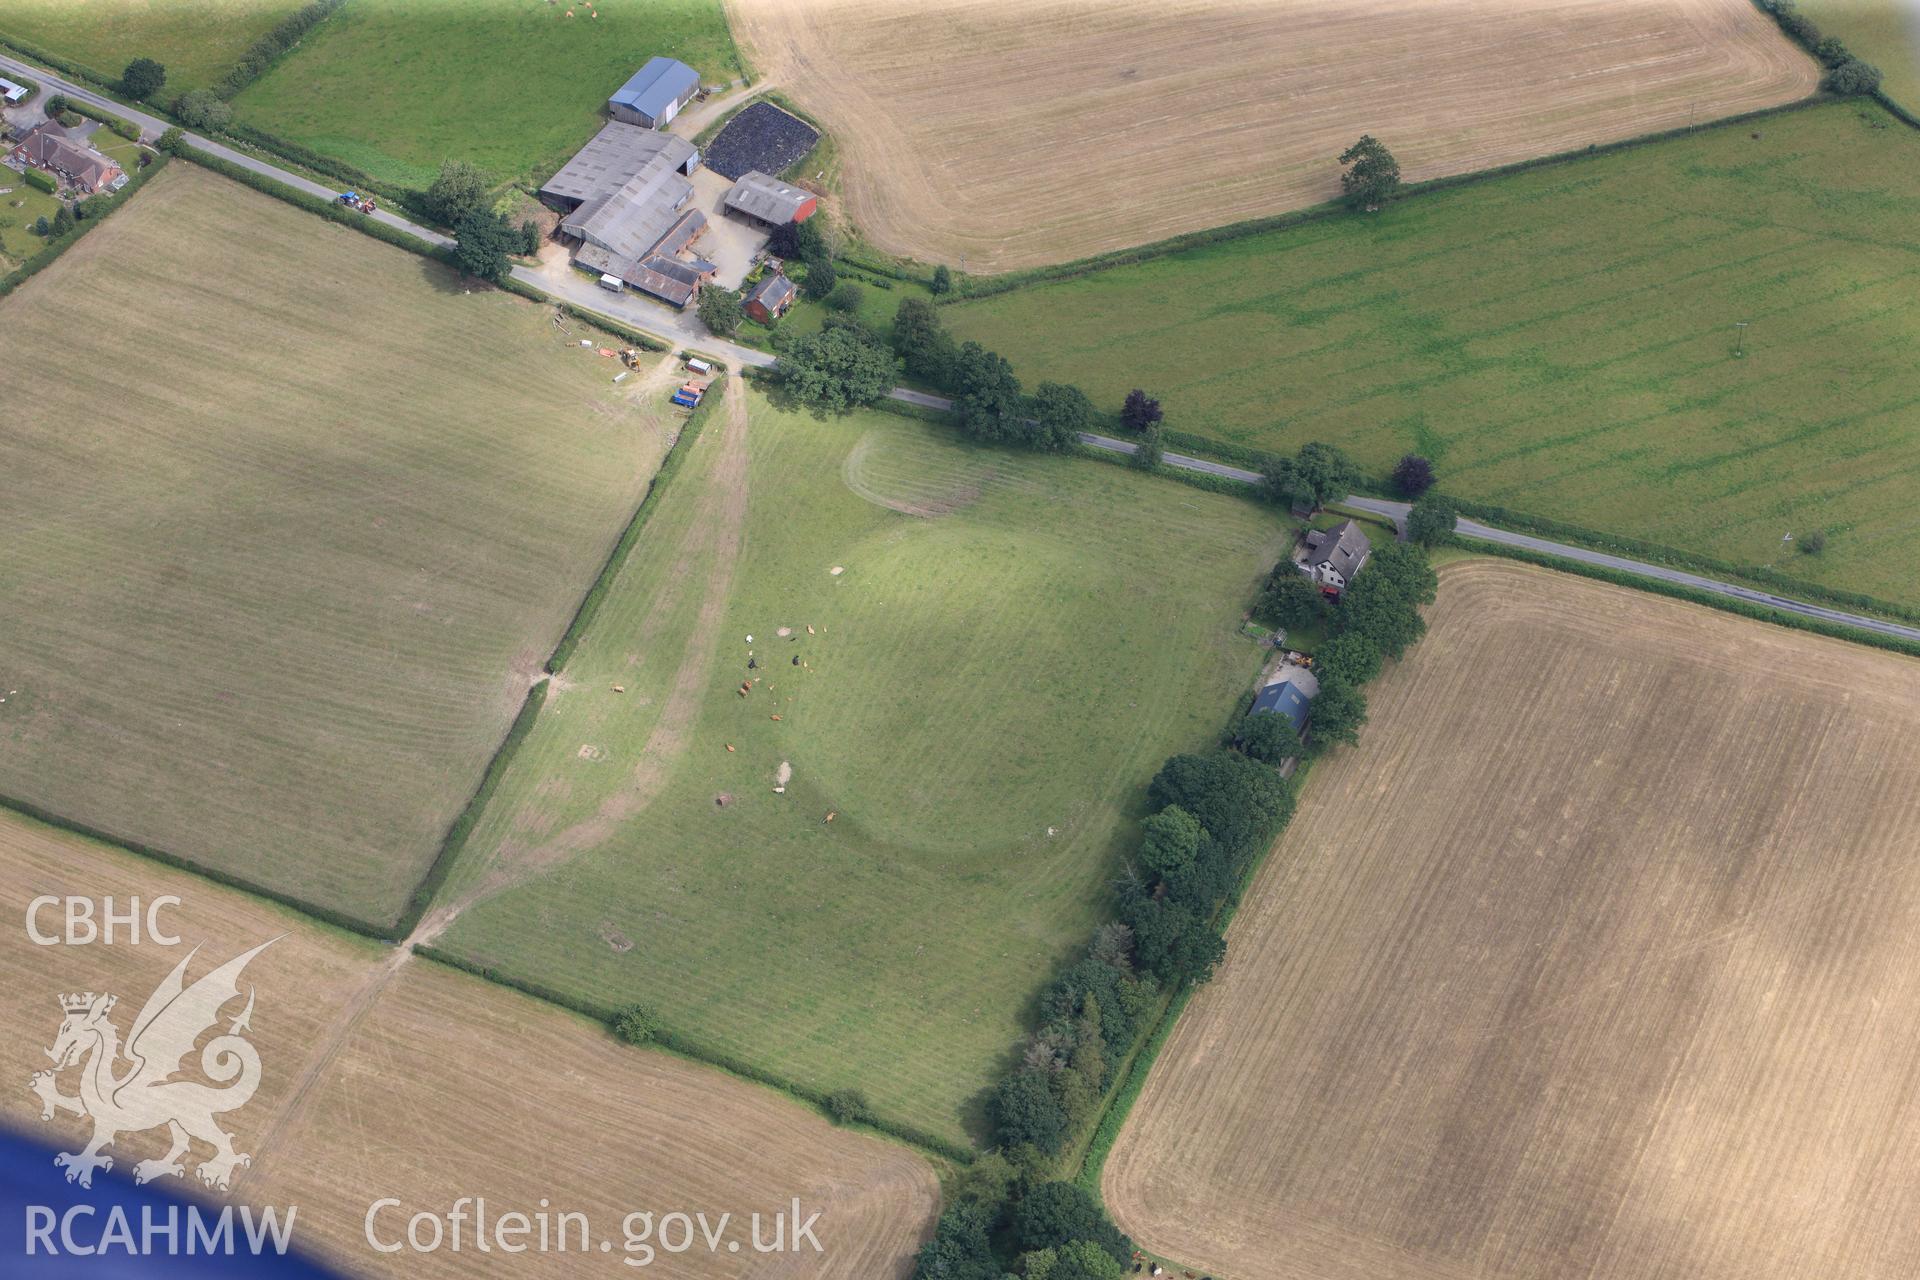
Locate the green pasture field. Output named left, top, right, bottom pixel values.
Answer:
left=0, top=0, right=304, bottom=93
left=1798, top=0, right=1920, bottom=111
left=0, top=163, right=675, bottom=929
left=946, top=101, right=1920, bottom=610
left=231, top=0, right=741, bottom=187
left=430, top=389, right=1289, bottom=1146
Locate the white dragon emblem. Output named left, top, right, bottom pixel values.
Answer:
left=26, top=938, right=277, bottom=1192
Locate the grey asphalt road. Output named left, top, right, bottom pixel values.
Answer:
left=11, top=52, right=1911, bottom=647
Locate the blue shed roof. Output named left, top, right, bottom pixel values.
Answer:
left=610, top=57, right=700, bottom=118
left=1251, top=680, right=1312, bottom=732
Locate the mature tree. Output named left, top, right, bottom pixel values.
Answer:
left=1337, top=541, right=1437, bottom=660
left=1133, top=425, right=1164, bottom=470
left=912, top=1204, right=1000, bottom=1280
left=1812, top=35, right=1850, bottom=66
left=156, top=125, right=185, bottom=154
left=1392, top=453, right=1435, bottom=496
left=777, top=316, right=898, bottom=413
left=825, top=280, right=865, bottom=312
left=1022, top=1240, right=1127, bottom=1280
left=51, top=205, right=75, bottom=236
left=1799, top=528, right=1828, bottom=555
left=610, top=1005, right=661, bottom=1044
left=891, top=296, right=957, bottom=385
left=1123, top=895, right=1227, bottom=984
left=452, top=210, right=516, bottom=282
left=1264, top=441, right=1360, bottom=511
left=824, top=1088, right=871, bottom=1125
left=518, top=219, right=541, bottom=254
left=1237, top=710, right=1301, bottom=765
left=930, top=263, right=954, bottom=295
left=1120, top=388, right=1163, bottom=433
left=1825, top=57, right=1883, bottom=94
left=1138, top=805, right=1203, bottom=884
left=1314, top=630, right=1382, bottom=686
left=770, top=216, right=826, bottom=263
left=121, top=57, right=166, bottom=100
left=1256, top=569, right=1328, bottom=630
left=73, top=195, right=110, bottom=221
left=991, top=1071, right=1069, bottom=1154
left=424, top=159, right=491, bottom=226
left=1339, top=134, right=1401, bottom=210
left=1014, top=1183, right=1132, bottom=1264
left=800, top=257, right=838, bottom=301
left=31, top=215, right=50, bottom=237
left=1148, top=751, right=1293, bottom=854
left=697, top=283, right=742, bottom=337
left=952, top=341, right=1025, bottom=443
left=1306, top=674, right=1366, bottom=750
left=171, top=90, right=231, bottom=132
left=1405, top=492, right=1457, bottom=546
left=1031, top=381, right=1094, bottom=451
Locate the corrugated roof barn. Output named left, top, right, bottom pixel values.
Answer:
left=541, top=124, right=700, bottom=262
left=723, top=171, right=818, bottom=227
left=608, top=56, right=702, bottom=129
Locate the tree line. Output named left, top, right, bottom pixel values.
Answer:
left=916, top=513, right=1440, bottom=1279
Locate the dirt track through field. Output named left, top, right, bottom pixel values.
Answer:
left=728, top=0, right=1817, bottom=270
left=1104, top=560, right=1920, bottom=1280
left=435, top=372, right=754, bottom=928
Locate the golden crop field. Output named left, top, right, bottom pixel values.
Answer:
left=728, top=0, right=1819, bottom=270
left=0, top=163, right=675, bottom=931
left=0, top=809, right=939, bottom=1278
left=1105, top=560, right=1920, bottom=1280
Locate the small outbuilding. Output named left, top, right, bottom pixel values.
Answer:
left=0, top=77, right=31, bottom=105
left=723, top=171, right=817, bottom=228
left=1250, top=664, right=1320, bottom=734
left=742, top=272, right=796, bottom=323
left=608, top=57, right=702, bottom=129
left=1300, top=519, right=1372, bottom=595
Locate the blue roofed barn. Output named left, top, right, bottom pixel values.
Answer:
left=1251, top=664, right=1320, bottom=734
left=608, top=57, right=702, bottom=129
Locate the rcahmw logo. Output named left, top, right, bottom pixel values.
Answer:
left=22, top=937, right=298, bottom=1257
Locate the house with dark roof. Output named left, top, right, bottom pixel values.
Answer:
left=1300, top=519, right=1372, bottom=595
left=8, top=123, right=123, bottom=194
left=1251, top=664, right=1320, bottom=734
left=722, top=171, right=817, bottom=228
left=608, top=57, right=701, bottom=129
left=742, top=272, right=796, bottom=323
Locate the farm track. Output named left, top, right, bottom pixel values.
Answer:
left=726, top=0, right=1818, bottom=270
left=1104, top=560, right=1920, bottom=1280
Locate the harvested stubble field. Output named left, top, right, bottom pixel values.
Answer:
left=948, top=101, right=1920, bottom=611
left=1105, top=559, right=1920, bottom=1280
left=0, top=163, right=672, bottom=930
left=726, top=0, right=1816, bottom=271
left=0, top=0, right=306, bottom=93
left=0, top=809, right=939, bottom=1278
left=426, top=388, right=1289, bottom=1147
left=231, top=0, right=741, bottom=186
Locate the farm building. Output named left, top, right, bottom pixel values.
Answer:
left=542, top=124, right=718, bottom=306
left=6, top=123, right=123, bottom=193
left=1300, top=520, right=1372, bottom=595
left=723, top=171, right=817, bottom=228
left=0, top=77, right=30, bottom=105
left=608, top=57, right=702, bottom=129
left=1250, top=664, right=1319, bottom=734
left=743, top=272, right=797, bottom=323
